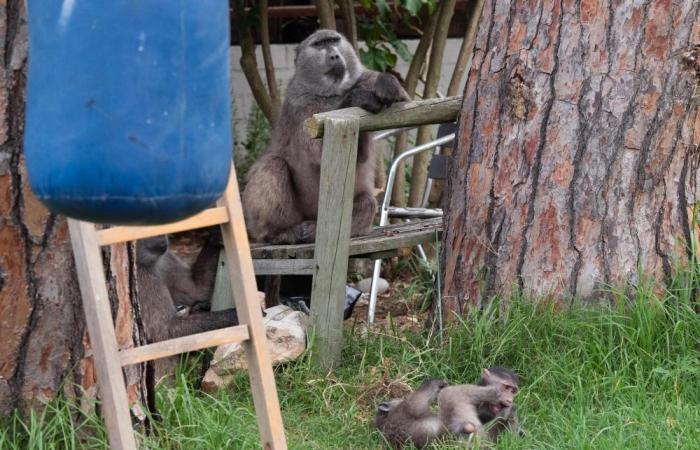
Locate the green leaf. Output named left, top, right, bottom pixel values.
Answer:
left=403, top=0, right=424, bottom=15
left=384, top=51, right=397, bottom=68
left=376, top=0, right=390, bottom=15
left=391, top=39, right=412, bottom=62
left=359, top=47, right=388, bottom=71
left=360, top=42, right=402, bottom=71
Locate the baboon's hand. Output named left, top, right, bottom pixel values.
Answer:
left=343, top=86, right=385, bottom=113
left=296, top=221, right=317, bottom=243
left=343, top=72, right=410, bottom=113
left=374, top=72, right=411, bottom=105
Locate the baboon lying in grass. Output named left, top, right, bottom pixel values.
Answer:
left=375, top=367, right=522, bottom=447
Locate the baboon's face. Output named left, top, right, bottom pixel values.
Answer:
left=481, top=369, right=519, bottom=416
left=295, top=30, right=361, bottom=95
left=376, top=398, right=403, bottom=416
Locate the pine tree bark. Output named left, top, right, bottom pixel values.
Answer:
left=440, top=0, right=700, bottom=314
left=0, top=1, right=147, bottom=416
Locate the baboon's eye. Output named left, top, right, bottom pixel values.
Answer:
left=312, top=37, right=341, bottom=48
left=503, top=383, right=518, bottom=393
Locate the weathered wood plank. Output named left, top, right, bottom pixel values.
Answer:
left=251, top=217, right=442, bottom=260
left=210, top=250, right=234, bottom=312
left=68, top=220, right=137, bottom=450
left=119, top=325, right=249, bottom=366
left=359, top=249, right=399, bottom=260
left=304, top=97, right=462, bottom=138
left=97, top=207, right=229, bottom=246
left=254, top=259, right=316, bottom=275
left=217, top=166, right=288, bottom=449
left=309, top=116, right=360, bottom=369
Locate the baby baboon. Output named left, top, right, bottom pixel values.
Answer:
left=438, top=367, right=520, bottom=441
left=242, top=29, right=410, bottom=244
left=158, top=233, right=222, bottom=312
left=374, top=378, right=448, bottom=449
left=136, top=235, right=238, bottom=343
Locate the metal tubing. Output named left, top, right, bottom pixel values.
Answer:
left=367, top=133, right=455, bottom=324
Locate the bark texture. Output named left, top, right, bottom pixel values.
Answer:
left=441, top=0, right=700, bottom=313
left=0, top=1, right=146, bottom=416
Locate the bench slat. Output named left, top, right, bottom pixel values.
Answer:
left=251, top=217, right=442, bottom=260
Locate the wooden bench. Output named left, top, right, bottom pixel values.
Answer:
left=250, top=217, right=443, bottom=274
left=214, top=96, right=461, bottom=370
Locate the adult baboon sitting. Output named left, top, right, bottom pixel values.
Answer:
left=242, top=29, right=409, bottom=244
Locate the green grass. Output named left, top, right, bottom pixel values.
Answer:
left=2, top=271, right=699, bottom=449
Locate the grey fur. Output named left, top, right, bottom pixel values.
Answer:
left=477, top=367, right=523, bottom=441
left=374, top=378, right=448, bottom=449
left=438, top=367, right=521, bottom=441
left=242, top=29, right=410, bottom=244
left=135, top=236, right=238, bottom=344
left=157, top=234, right=221, bottom=312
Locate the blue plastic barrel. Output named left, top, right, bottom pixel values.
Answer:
left=24, top=1, right=233, bottom=225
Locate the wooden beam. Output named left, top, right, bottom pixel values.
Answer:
left=217, top=166, right=288, bottom=449
left=251, top=217, right=442, bottom=260
left=254, top=259, right=316, bottom=275
left=120, top=325, right=249, bottom=366
left=210, top=250, right=234, bottom=312
left=68, top=220, right=137, bottom=450
left=359, top=249, right=398, bottom=260
left=97, top=207, right=229, bottom=246
left=231, top=1, right=470, bottom=19
left=304, top=96, right=462, bottom=138
left=310, top=115, right=360, bottom=370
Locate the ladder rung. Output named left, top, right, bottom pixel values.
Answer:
left=98, top=206, right=230, bottom=246
left=119, top=324, right=249, bottom=366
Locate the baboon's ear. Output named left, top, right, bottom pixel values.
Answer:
left=482, top=368, right=491, bottom=378
left=378, top=402, right=392, bottom=412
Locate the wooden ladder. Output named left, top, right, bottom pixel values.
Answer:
left=67, top=165, right=287, bottom=450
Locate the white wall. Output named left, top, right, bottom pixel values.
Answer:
left=230, top=38, right=465, bottom=146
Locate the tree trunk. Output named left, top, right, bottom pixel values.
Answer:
left=0, top=1, right=147, bottom=416
left=236, top=0, right=277, bottom=126
left=408, top=0, right=457, bottom=207
left=446, top=0, right=486, bottom=97
left=260, top=0, right=281, bottom=122
left=391, top=9, right=439, bottom=207
left=337, top=0, right=357, bottom=49
left=440, top=0, right=700, bottom=315
left=315, top=0, right=336, bottom=30
left=426, top=0, right=486, bottom=209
